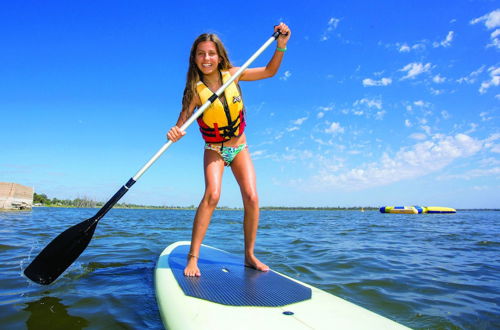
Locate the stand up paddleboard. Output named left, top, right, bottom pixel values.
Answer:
left=155, top=241, right=409, bottom=330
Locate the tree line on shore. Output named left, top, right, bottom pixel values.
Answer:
left=33, top=193, right=176, bottom=209
left=33, top=193, right=379, bottom=211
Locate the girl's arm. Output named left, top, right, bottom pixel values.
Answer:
left=231, top=23, right=291, bottom=82
left=167, top=94, right=200, bottom=142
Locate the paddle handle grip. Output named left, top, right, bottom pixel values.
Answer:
left=273, top=26, right=289, bottom=37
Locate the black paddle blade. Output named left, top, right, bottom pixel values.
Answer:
left=24, top=217, right=98, bottom=285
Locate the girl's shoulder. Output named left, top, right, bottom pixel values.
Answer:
left=227, top=67, right=242, bottom=84
left=228, top=67, right=240, bottom=76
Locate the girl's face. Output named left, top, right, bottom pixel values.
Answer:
left=195, top=41, right=221, bottom=77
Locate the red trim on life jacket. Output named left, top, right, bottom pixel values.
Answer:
left=239, top=111, right=245, bottom=134
left=213, top=123, right=222, bottom=141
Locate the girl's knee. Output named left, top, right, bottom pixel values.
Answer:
left=203, top=189, right=220, bottom=208
left=242, top=191, right=259, bottom=208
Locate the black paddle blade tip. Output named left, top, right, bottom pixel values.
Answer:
left=24, top=268, right=55, bottom=285
left=23, top=217, right=98, bottom=285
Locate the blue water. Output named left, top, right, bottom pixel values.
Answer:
left=1, top=208, right=499, bottom=329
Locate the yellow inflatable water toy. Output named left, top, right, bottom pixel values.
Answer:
left=424, top=206, right=456, bottom=214
left=379, top=206, right=418, bottom=214
left=379, top=206, right=456, bottom=214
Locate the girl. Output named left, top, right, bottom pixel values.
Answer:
left=167, top=23, right=291, bottom=277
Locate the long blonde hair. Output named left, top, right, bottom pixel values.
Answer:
left=182, top=33, right=233, bottom=110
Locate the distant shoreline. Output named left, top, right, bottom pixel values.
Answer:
left=31, top=205, right=499, bottom=211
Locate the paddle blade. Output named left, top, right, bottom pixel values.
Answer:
left=24, top=217, right=98, bottom=285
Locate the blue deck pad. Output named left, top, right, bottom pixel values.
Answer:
left=168, top=245, right=312, bottom=307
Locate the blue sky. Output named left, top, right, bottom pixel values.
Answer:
left=1, top=1, right=499, bottom=208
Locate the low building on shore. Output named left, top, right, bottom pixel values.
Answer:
left=0, top=182, right=34, bottom=210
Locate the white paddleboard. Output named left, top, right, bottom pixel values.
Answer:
left=155, top=241, right=409, bottom=330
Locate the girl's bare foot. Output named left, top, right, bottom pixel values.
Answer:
left=184, top=254, right=201, bottom=277
left=245, top=254, right=269, bottom=272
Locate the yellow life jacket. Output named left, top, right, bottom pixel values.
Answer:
left=196, top=71, right=245, bottom=143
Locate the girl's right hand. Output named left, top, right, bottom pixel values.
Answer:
left=167, top=126, right=186, bottom=142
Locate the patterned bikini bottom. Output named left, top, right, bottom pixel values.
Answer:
left=204, top=143, right=248, bottom=167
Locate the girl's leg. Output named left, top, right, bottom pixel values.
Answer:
left=230, top=148, right=269, bottom=272
left=184, top=149, right=225, bottom=277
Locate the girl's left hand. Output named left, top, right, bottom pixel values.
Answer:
left=274, top=22, right=291, bottom=48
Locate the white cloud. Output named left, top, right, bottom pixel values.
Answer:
left=471, top=9, right=500, bottom=29
left=489, top=29, right=500, bottom=48
left=400, top=62, right=432, bottom=80
left=293, top=116, right=308, bottom=125
left=354, top=98, right=382, bottom=110
left=317, top=105, right=333, bottom=119
left=433, top=74, right=446, bottom=83
left=484, top=133, right=500, bottom=153
left=399, top=44, right=411, bottom=52
left=471, top=9, right=500, bottom=48
left=286, top=116, right=308, bottom=132
left=457, top=65, right=485, bottom=84
left=312, top=134, right=483, bottom=190
left=321, top=17, right=340, bottom=41
left=433, top=31, right=455, bottom=48
left=325, top=122, right=344, bottom=134
left=479, top=66, right=500, bottom=94
left=362, top=77, right=392, bottom=87
left=480, top=111, right=493, bottom=121
left=280, top=70, right=292, bottom=81
left=413, top=100, right=427, bottom=107
left=319, top=105, right=334, bottom=111
left=431, top=88, right=445, bottom=95
left=349, top=98, right=385, bottom=120
left=396, top=42, right=426, bottom=52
